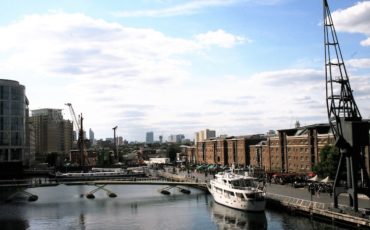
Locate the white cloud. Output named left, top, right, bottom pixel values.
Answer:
left=361, top=37, right=370, bottom=46
left=112, top=0, right=286, bottom=18
left=348, top=58, right=370, bottom=69
left=0, top=12, right=249, bottom=140
left=195, top=29, right=247, bottom=48
left=331, top=1, right=370, bottom=46
left=112, top=0, right=238, bottom=17
left=188, top=68, right=329, bottom=136
left=1, top=10, right=368, bottom=141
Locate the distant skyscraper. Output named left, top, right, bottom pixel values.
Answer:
left=146, top=131, right=154, bottom=144
left=195, top=132, right=200, bottom=143
left=159, top=135, right=163, bottom=143
left=195, top=129, right=216, bottom=142
left=30, top=108, right=73, bottom=158
left=0, top=79, right=29, bottom=165
left=89, top=128, right=95, bottom=145
left=205, top=129, right=216, bottom=140
left=168, top=134, right=185, bottom=143
left=118, top=136, right=123, bottom=146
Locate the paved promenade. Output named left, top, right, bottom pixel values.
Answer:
left=265, top=183, right=370, bottom=209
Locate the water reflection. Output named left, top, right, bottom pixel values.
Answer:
left=0, top=219, right=29, bottom=230
left=209, top=201, right=267, bottom=230
left=131, top=202, right=138, bottom=214
left=79, top=214, right=86, bottom=230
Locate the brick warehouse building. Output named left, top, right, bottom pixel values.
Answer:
left=185, top=123, right=370, bottom=175
left=192, top=135, right=266, bottom=167
left=250, top=124, right=335, bottom=173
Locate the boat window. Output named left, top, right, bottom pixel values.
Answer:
left=246, top=193, right=256, bottom=199
left=232, top=180, right=240, bottom=187
left=224, top=190, right=235, bottom=197
left=235, top=193, right=245, bottom=200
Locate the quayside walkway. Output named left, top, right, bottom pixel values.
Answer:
left=266, top=192, right=370, bottom=228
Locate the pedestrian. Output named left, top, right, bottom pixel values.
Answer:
left=316, top=187, right=320, bottom=198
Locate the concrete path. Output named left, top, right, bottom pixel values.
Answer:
left=265, top=183, right=370, bottom=209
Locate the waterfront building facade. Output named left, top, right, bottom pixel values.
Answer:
left=186, top=123, right=370, bottom=175
left=249, top=124, right=335, bottom=173
left=30, top=108, right=73, bottom=161
left=193, top=135, right=266, bottom=167
left=0, top=79, right=29, bottom=165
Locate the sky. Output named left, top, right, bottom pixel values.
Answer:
left=0, top=0, right=369, bottom=142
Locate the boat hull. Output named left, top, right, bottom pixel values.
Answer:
left=209, top=188, right=266, bottom=212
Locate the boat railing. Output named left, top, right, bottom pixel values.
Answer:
left=230, top=185, right=255, bottom=190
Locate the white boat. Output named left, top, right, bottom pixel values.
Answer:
left=208, top=171, right=266, bottom=212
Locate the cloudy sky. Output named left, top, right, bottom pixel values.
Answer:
left=0, top=0, right=369, bottom=141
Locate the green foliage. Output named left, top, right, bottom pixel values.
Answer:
left=167, top=144, right=181, bottom=162
left=312, top=144, right=340, bottom=179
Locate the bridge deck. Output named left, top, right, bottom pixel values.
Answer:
left=0, top=178, right=208, bottom=191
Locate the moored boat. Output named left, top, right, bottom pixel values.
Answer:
left=208, top=171, right=266, bottom=212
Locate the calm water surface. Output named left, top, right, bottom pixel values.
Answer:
left=0, top=185, right=345, bottom=230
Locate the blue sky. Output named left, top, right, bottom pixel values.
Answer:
left=0, top=0, right=369, bottom=141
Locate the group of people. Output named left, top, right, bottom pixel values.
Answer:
left=308, top=182, right=333, bottom=197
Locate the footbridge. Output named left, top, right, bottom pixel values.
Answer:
left=0, top=177, right=208, bottom=201
left=62, top=178, right=207, bottom=188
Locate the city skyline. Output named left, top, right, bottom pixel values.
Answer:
left=0, top=1, right=369, bottom=141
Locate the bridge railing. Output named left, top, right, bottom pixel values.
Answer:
left=155, top=171, right=209, bottom=184
left=0, top=171, right=208, bottom=187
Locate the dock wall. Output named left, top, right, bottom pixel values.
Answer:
left=266, top=193, right=370, bottom=228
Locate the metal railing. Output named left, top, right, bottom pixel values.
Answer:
left=266, top=192, right=328, bottom=210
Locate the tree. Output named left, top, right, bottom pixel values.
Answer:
left=312, top=144, right=340, bottom=179
left=46, top=153, right=58, bottom=167
left=167, top=144, right=181, bottom=162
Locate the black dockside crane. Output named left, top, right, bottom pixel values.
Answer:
left=323, top=0, right=370, bottom=211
